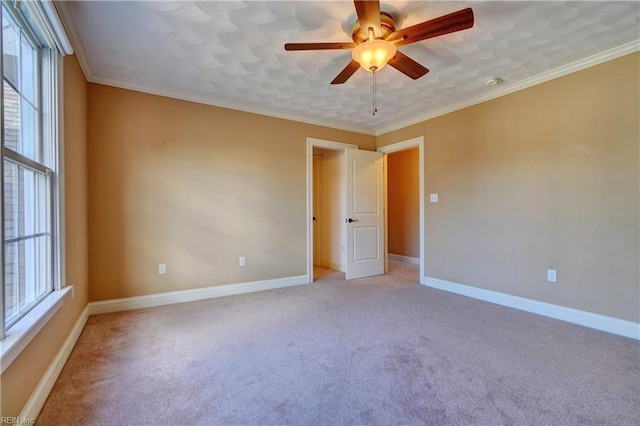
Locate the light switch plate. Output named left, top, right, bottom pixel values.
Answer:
left=430, top=193, right=438, bottom=203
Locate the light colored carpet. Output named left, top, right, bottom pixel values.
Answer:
left=38, top=262, right=639, bottom=425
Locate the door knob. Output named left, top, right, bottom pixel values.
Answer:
left=346, top=218, right=359, bottom=223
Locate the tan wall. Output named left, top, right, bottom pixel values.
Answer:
left=387, top=148, right=420, bottom=258
left=87, top=84, right=375, bottom=301
left=1, top=55, right=89, bottom=417
left=378, top=53, right=640, bottom=322
left=313, top=148, right=346, bottom=271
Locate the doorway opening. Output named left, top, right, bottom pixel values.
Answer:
left=386, top=147, right=420, bottom=265
left=378, top=137, right=425, bottom=284
left=306, top=138, right=357, bottom=283
left=313, top=147, right=346, bottom=274
left=306, top=137, right=424, bottom=285
left=386, top=147, right=420, bottom=283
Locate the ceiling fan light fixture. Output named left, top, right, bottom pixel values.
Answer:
left=352, top=39, right=397, bottom=72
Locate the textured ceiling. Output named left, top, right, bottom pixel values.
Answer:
left=62, top=1, right=640, bottom=135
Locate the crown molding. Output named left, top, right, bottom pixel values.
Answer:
left=84, top=39, right=640, bottom=137
left=53, top=0, right=373, bottom=135
left=375, top=40, right=640, bottom=136
left=52, top=1, right=92, bottom=80
left=46, top=5, right=639, bottom=138
left=88, top=74, right=377, bottom=136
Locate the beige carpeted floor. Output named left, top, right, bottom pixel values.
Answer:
left=37, top=261, right=639, bottom=425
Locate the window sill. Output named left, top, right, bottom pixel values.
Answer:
left=0, top=286, right=73, bottom=374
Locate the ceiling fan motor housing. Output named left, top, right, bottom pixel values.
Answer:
left=351, top=12, right=396, bottom=43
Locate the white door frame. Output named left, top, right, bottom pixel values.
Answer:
left=377, top=136, right=425, bottom=285
left=306, top=138, right=358, bottom=283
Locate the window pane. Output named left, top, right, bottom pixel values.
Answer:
left=3, top=160, right=18, bottom=239
left=4, top=164, right=49, bottom=238
left=2, top=163, right=52, bottom=327
left=4, top=241, right=19, bottom=322
left=2, top=84, right=39, bottom=161
left=20, top=37, right=37, bottom=104
left=36, top=172, right=49, bottom=233
left=21, top=100, right=37, bottom=161
left=24, top=237, right=35, bottom=303
left=6, top=239, right=27, bottom=325
left=4, top=235, right=51, bottom=327
left=3, top=80, right=21, bottom=151
left=35, top=235, right=50, bottom=296
left=23, top=168, right=35, bottom=235
left=2, top=11, right=20, bottom=88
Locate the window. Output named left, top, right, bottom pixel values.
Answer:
left=1, top=1, right=62, bottom=339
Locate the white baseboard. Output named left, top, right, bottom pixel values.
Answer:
left=88, top=275, right=308, bottom=315
left=19, top=306, right=89, bottom=421
left=388, top=254, right=420, bottom=265
left=424, top=276, right=640, bottom=340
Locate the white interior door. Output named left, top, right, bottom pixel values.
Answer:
left=345, top=148, right=384, bottom=280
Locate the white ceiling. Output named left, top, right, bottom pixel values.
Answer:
left=59, top=1, right=640, bottom=135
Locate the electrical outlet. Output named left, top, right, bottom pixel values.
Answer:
left=239, top=256, right=246, bottom=267
left=547, top=269, right=557, bottom=283
left=159, top=263, right=167, bottom=275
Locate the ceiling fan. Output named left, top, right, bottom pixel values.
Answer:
left=284, top=1, right=474, bottom=84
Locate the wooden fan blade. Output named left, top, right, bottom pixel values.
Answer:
left=354, top=0, right=382, bottom=38
left=387, top=51, right=429, bottom=80
left=331, top=60, right=361, bottom=84
left=388, top=8, right=474, bottom=46
left=285, top=42, right=357, bottom=51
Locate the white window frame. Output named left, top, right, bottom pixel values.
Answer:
left=0, top=0, right=72, bottom=373
left=3, top=4, right=55, bottom=330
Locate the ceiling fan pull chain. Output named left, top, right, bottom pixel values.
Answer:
left=372, top=71, right=378, bottom=116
